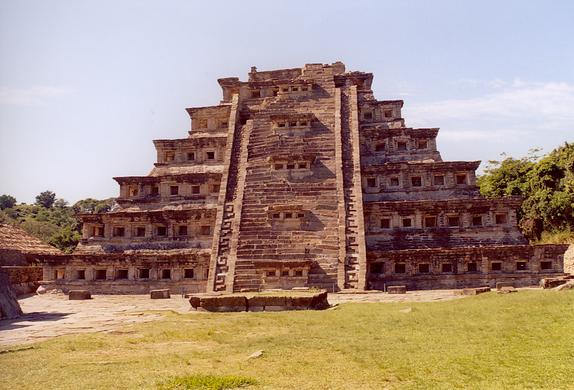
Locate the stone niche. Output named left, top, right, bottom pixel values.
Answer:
left=267, top=153, right=316, bottom=180
left=270, top=113, right=315, bottom=137
left=267, top=205, right=308, bottom=230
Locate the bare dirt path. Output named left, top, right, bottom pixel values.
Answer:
left=0, top=290, right=465, bottom=346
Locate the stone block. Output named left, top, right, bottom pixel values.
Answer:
left=68, top=290, right=91, bottom=300
left=287, top=296, right=313, bottom=309
left=459, top=287, right=491, bottom=295
left=309, top=291, right=329, bottom=309
left=189, top=296, right=201, bottom=309
left=387, top=286, right=407, bottom=294
left=555, top=280, right=574, bottom=290
left=496, top=282, right=514, bottom=290
left=150, top=289, right=170, bottom=299
left=247, top=295, right=286, bottom=310
left=540, top=277, right=567, bottom=289
left=497, top=286, right=517, bottom=294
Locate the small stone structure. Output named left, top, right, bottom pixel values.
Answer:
left=37, top=63, right=569, bottom=294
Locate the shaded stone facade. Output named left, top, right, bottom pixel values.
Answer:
left=40, top=63, right=568, bottom=293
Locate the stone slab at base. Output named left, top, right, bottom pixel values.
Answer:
left=150, top=289, right=170, bottom=299
left=387, top=286, right=407, bottom=294
left=496, top=282, right=514, bottom=290
left=458, top=286, right=491, bottom=296
left=497, top=286, right=517, bottom=294
left=69, top=290, right=91, bottom=300
left=189, top=291, right=329, bottom=312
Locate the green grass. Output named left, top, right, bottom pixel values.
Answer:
left=1, top=291, right=574, bottom=389
left=158, top=374, right=256, bottom=390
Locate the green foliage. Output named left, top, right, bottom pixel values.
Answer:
left=478, top=143, right=574, bottom=241
left=0, top=194, right=16, bottom=210
left=49, top=225, right=82, bottom=253
left=72, top=198, right=113, bottom=214
left=0, top=194, right=113, bottom=253
left=35, top=190, right=56, bottom=208
left=159, top=374, right=257, bottom=390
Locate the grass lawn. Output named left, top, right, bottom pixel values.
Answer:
left=1, top=290, right=573, bottom=389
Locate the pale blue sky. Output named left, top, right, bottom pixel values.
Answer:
left=1, top=0, right=573, bottom=204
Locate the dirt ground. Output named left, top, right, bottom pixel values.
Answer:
left=0, top=289, right=466, bottom=346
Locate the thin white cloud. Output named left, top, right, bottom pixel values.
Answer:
left=0, top=86, right=71, bottom=105
left=407, top=81, right=574, bottom=124
left=439, top=130, right=494, bottom=141
left=404, top=80, right=574, bottom=145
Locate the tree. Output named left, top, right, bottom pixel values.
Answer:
left=72, top=198, right=113, bottom=214
left=478, top=142, right=574, bottom=241
left=0, top=194, right=16, bottom=210
left=35, top=191, right=56, bottom=208
left=49, top=226, right=81, bottom=253
left=54, top=198, right=69, bottom=209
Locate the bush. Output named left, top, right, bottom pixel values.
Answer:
left=0, top=194, right=16, bottom=210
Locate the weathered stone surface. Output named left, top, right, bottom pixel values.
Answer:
left=555, top=280, right=574, bottom=290
left=199, top=296, right=247, bottom=312
left=150, top=289, right=170, bottom=299
left=497, top=286, right=517, bottom=294
left=247, top=295, right=286, bottom=312
left=540, top=277, right=568, bottom=289
left=188, top=296, right=201, bottom=309
left=388, top=286, right=407, bottom=294
left=459, top=286, right=491, bottom=295
left=190, top=291, right=329, bottom=312
left=496, top=282, right=514, bottom=290
left=68, top=290, right=91, bottom=300
left=564, top=244, right=574, bottom=275
left=0, top=269, right=23, bottom=320
left=309, top=291, right=330, bottom=309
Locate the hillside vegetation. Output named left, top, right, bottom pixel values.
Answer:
left=0, top=192, right=113, bottom=253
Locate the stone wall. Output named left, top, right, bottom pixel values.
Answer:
left=40, top=251, right=210, bottom=295
left=1, top=266, right=43, bottom=295
left=367, top=244, right=568, bottom=290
